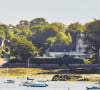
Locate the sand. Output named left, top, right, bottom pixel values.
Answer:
left=0, top=68, right=100, bottom=81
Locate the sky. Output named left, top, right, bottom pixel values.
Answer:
left=0, top=0, right=100, bottom=25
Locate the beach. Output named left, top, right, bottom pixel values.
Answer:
left=0, top=68, right=100, bottom=82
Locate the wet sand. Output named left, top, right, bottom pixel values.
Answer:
left=0, top=68, right=100, bottom=81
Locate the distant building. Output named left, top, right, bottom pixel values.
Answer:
left=76, top=33, right=85, bottom=53
left=8, top=24, right=15, bottom=30
left=44, top=33, right=87, bottom=57
left=44, top=45, right=75, bottom=57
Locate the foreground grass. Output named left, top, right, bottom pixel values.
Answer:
left=0, top=68, right=100, bottom=82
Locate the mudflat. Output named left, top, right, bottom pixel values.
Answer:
left=0, top=68, right=100, bottom=82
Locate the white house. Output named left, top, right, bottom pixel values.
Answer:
left=44, top=33, right=87, bottom=57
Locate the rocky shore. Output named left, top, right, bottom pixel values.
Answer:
left=52, top=74, right=100, bottom=82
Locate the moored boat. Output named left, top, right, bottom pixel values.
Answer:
left=4, top=66, right=15, bottom=84
left=86, top=86, right=100, bottom=90
left=4, top=80, right=15, bottom=84
left=27, top=77, right=34, bottom=80
left=22, top=59, right=48, bottom=87
left=23, top=81, right=48, bottom=87
left=37, top=80, right=48, bottom=82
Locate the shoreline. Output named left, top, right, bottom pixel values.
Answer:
left=0, top=68, right=100, bottom=82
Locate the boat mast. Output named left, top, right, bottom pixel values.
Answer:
left=26, top=58, right=30, bottom=77
left=28, top=58, right=30, bottom=69
left=7, top=66, right=9, bottom=77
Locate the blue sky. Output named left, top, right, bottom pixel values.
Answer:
left=0, top=0, right=100, bottom=25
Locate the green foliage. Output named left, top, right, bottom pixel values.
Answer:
left=19, top=20, right=29, bottom=25
left=46, top=37, right=56, bottom=45
left=51, top=22, right=67, bottom=32
left=10, top=36, right=37, bottom=61
left=0, top=30, right=5, bottom=40
left=9, top=56, right=16, bottom=59
left=0, top=24, right=8, bottom=31
left=85, top=19, right=100, bottom=46
left=15, top=25, right=32, bottom=39
left=54, top=32, right=71, bottom=45
left=1, top=17, right=100, bottom=63
left=30, top=23, right=72, bottom=55
left=0, top=24, right=12, bottom=40
left=66, top=22, right=85, bottom=32
left=85, top=19, right=100, bottom=62
left=30, top=18, right=48, bottom=26
left=66, top=22, right=85, bottom=45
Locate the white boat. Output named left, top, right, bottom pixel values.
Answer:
left=23, top=81, right=48, bottom=87
left=86, top=86, right=100, bottom=90
left=4, top=80, right=15, bottom=84
left=22, top=58, right=48, bottom=87
left=37, top=80, right=48, bottom=82
left=4, top=66, right=15, bottom=84
left=26, top=59, right=34, bottom=80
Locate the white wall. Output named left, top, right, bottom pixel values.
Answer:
left=48, top=52, right=68, bottom=57
left=76, top=38, right=85, bottom=53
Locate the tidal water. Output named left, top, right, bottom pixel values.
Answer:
left=0, top=77, right=100, bottom=90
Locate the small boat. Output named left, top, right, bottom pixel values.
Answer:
left=27, top=77, right=34, bottom=80
left=23, top=81, right=48, bottom=87
left=31, top=82, right=48, bottom=87
left=38, top=80, right=48, bottom=82
left=4, top=66, right=15, bottom=84
left=25, top=59, right=34, bottom=81
left=86, top=86, right=100, bottom=90
left=22, top=59, right=48, bottom=87
left=4, top=80, right=15, bottom=84
left=22, top=81, right=32, bottom=87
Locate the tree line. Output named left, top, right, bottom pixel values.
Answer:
left=0, top=18, right=100, bottom=63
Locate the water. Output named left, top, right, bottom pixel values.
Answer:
left=0, top=78, right=100, bottom=90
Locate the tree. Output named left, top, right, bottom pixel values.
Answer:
left=30, top=18, right=48, bottom=26
left=0, top=24, right=8, bottom=31
left=10, top=36, right=37, bottom=61
left=46, top=37, right=56, bottom=45
left=51, top=22, right=67, bottom=32
left=54, top=32, right=72, bottom=45
left=85, top=19, right=100, bottom=62
left=85, top=20, right=100, bottom=45
left=0, top=24, right=14, bottom=58
left=30, top=24, right=58, bottom=55
left=66, top=22, right=85, bottom=45
left=0, top=30, right=5, bottom=41
left=0, top=24, right=13, bottom=40
left=19, top=20, right=29, bottom=25
left=30, top=23, right=72, bottom=55
left=14, top=24, right=32, bottom=39
left=30, top=24, right=57, bottom=47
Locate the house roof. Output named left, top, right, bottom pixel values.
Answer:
left=48, top=45, right=76, bottom=52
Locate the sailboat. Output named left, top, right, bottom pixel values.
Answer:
left=4, top=66, right=15, bottom=84
left=26, top=58, right=34, bottom=80
left=22, top=58, right=48, bottom=87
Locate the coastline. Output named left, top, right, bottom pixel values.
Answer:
left=0, top=68, right=100, bottom=82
